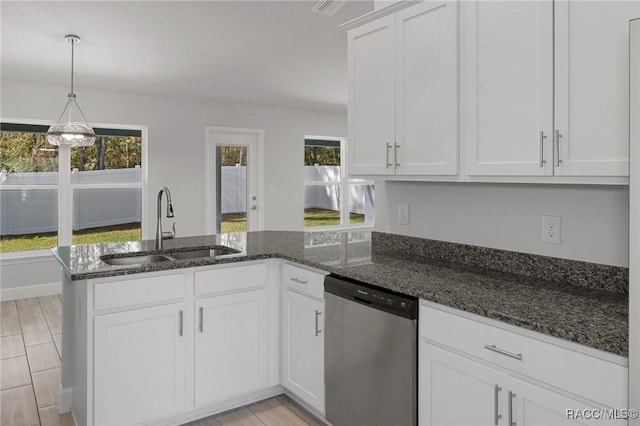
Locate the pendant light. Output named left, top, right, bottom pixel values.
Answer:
left=46, top=35, right=96, bottom=147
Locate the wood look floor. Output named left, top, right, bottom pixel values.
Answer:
left=1, top=296, right=324, bottom=426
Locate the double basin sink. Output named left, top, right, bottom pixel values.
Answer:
left=100, top=246, right=241, bottom=266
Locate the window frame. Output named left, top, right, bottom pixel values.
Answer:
left=303, top=135, right=374, bottom=231
left=0, top=118, right=148, bottom=258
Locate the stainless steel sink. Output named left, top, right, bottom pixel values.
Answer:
left=167, top=247, right=240, bottom=260
left=101, top=254, right=175, bottom=266
left=100, top=246, right=241, bottom=266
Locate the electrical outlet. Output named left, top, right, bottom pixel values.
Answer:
left=542, top=215, right=561, bottom=244
left=398, top=204, right=410, bottom=225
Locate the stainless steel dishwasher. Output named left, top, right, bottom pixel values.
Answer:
left=324, top=274, right=418, bottom=426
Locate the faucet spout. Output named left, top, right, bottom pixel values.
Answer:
left=156, top=186, right=175, bottom=249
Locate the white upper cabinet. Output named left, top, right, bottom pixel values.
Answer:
left=349, top=15, right=396, bottom=175
left=348, top=1, right=459, bottom=176
left=463, top=0, right=638, bottom=178
left=461, top=0, right=554, bottom=176
left=554, top=1, right=639, bottom=176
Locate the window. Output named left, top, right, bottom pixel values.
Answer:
left=304, top=137, right=374, bottom=229
left=0, top=122, right=144, bottom=253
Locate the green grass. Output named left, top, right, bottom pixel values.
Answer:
left=0, top=223, right=141, bottom=253
left=1, top=209, right=368, bottom=252
left=221, top=213, right=248, bottom=233
left=304, top=208, right=364, bottom=228
left=219, top=209, right=365, bottom=233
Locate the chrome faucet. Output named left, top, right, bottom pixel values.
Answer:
left=155, top=186, right=175, bottom=249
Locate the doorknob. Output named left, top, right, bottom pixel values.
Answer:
left=250, top=205, right=257, bottom=210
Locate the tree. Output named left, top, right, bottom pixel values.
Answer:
left=2, top=131, right=142, bottom=173
left=304, top=146, right=340, bottom=166
left=221, top=146, right=247, bottom=166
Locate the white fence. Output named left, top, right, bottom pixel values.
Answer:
left=0, top=166, right=373, bottom=236
left=0, top=168, right=141, bottom=236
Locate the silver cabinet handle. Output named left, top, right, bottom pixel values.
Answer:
left=315, top=310, right=322, bottom=336
left=494, top=385, right=502, bottom=425
left=199, top=306, right=204, bottom=333
left=290, top=277, right=308, bottom=285
left=539, top=131, right=547, bottom=167
left=508, top=391, right=516, bottom=426
left=394, top=143, right=400, bottom=168
left=555, top=130, right=562, bottom=167
left=484, top=344, right=523, bottom=361
left=178, top=310, right=183, bottom=337
left=386, top=143, right=393, bottom=168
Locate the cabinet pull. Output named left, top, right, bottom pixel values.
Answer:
left=290, top=277, right=308, bottom=285
left=386, top=143, right=393, bottom=168
left=178, top=310, right=183, bottom=337
left=555, top=130, right=563, bottom=167
left=539, top=131, right=547, bottom=167
left=394, top=143, right=400, bottom=168
left=484, top=344, right=522, bottom=361
left=494, top=385, right=502, bottom=425
left=199, top=306, right=204, bottom=333
left=508, top=391, right=516, bottom=426
left=315, top=310, right=322, bottom=336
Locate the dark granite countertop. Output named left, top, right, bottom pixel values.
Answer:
left=51, top=230, right=628, bottom=357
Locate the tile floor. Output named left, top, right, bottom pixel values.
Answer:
left=0, top=296, right=324, bottom=426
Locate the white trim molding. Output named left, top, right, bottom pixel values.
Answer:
left=0, top=281, right=62, bottom=301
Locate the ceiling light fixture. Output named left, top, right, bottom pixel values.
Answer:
left=46, top=35, right=95, bottom=147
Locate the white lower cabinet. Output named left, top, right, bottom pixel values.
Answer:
left=93, top=303, right=186, bottom=426
left=281, top=288, right=325, bottom=413
left=280, top=263, right=327, bottom=414
left=194, top=288, right=268, bottom=406
left=419, top=301, right=628, bottom=426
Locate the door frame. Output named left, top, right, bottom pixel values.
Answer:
left=204, top=126, right=265, bottom=234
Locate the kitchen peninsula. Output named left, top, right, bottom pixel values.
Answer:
left=52, top=231, right=628, bottom=425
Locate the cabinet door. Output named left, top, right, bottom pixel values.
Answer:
left=419, top=342, right=507, bottom=426
left=462, top=0, right=554, bottom=176
left=396, top=1, right=458, bottom=175
left=509, top=376, right=627, bottom=426
left=554, top=1, right=639, bottom=176
left=93, top=303, right=185, bottom=425
left=348, top=15, right=396, bottom=175
left=194, top=289, right=268, bottom=406
left=281, top=289, right=325, bottom=413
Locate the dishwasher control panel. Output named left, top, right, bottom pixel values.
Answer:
left=325, top=274, right=417, bottom=319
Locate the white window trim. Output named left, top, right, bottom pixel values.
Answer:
left=0, top=117, right=148, bottom=257
left=304, top=135, right=374, bottom=231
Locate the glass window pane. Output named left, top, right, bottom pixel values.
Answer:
left=72, top=188, right=141, bottom=245
left=304, top=185, right=341, bottom=227
left=349, top=184, right=375, bottom=225
left=217, top=146, right=248, bottom=234
left=304, top=139, right=340, bottom=183
left=70, top=136, right=142, bottom=184
left=0, top=131, right=58, bottom=184
left=0, top=189, right=58, bottom=252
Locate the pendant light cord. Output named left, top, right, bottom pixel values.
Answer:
left=69, top=38, right=75, bottom=97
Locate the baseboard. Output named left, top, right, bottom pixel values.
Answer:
left=153, top=385, right=285, bottom=426
left=58, top=384, right=72, bottom=413
left=0, top=282, right=62, bottom=301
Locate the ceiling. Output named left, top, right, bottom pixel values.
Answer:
left=1, top=1, right=373, bottom=113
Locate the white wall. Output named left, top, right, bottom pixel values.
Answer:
left=375, top=181, right=629, bottom=267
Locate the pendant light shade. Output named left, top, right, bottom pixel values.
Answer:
left=47, top=35, right=95, bottom=147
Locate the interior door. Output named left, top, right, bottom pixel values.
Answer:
left=205, top=127, right=262, bottom=234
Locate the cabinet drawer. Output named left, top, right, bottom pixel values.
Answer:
left=93, top=273, right=185, bottom=311
left=282, top=264, right=326, bottom=300
left=420, top=303, right=627, bottom=408
left=195, top=263, right=267, bottom=296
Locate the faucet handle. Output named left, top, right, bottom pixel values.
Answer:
left=162, top=222, right=176, bottom=240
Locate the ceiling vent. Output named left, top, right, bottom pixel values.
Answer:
left=311, top=0, right=347, bottom=16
